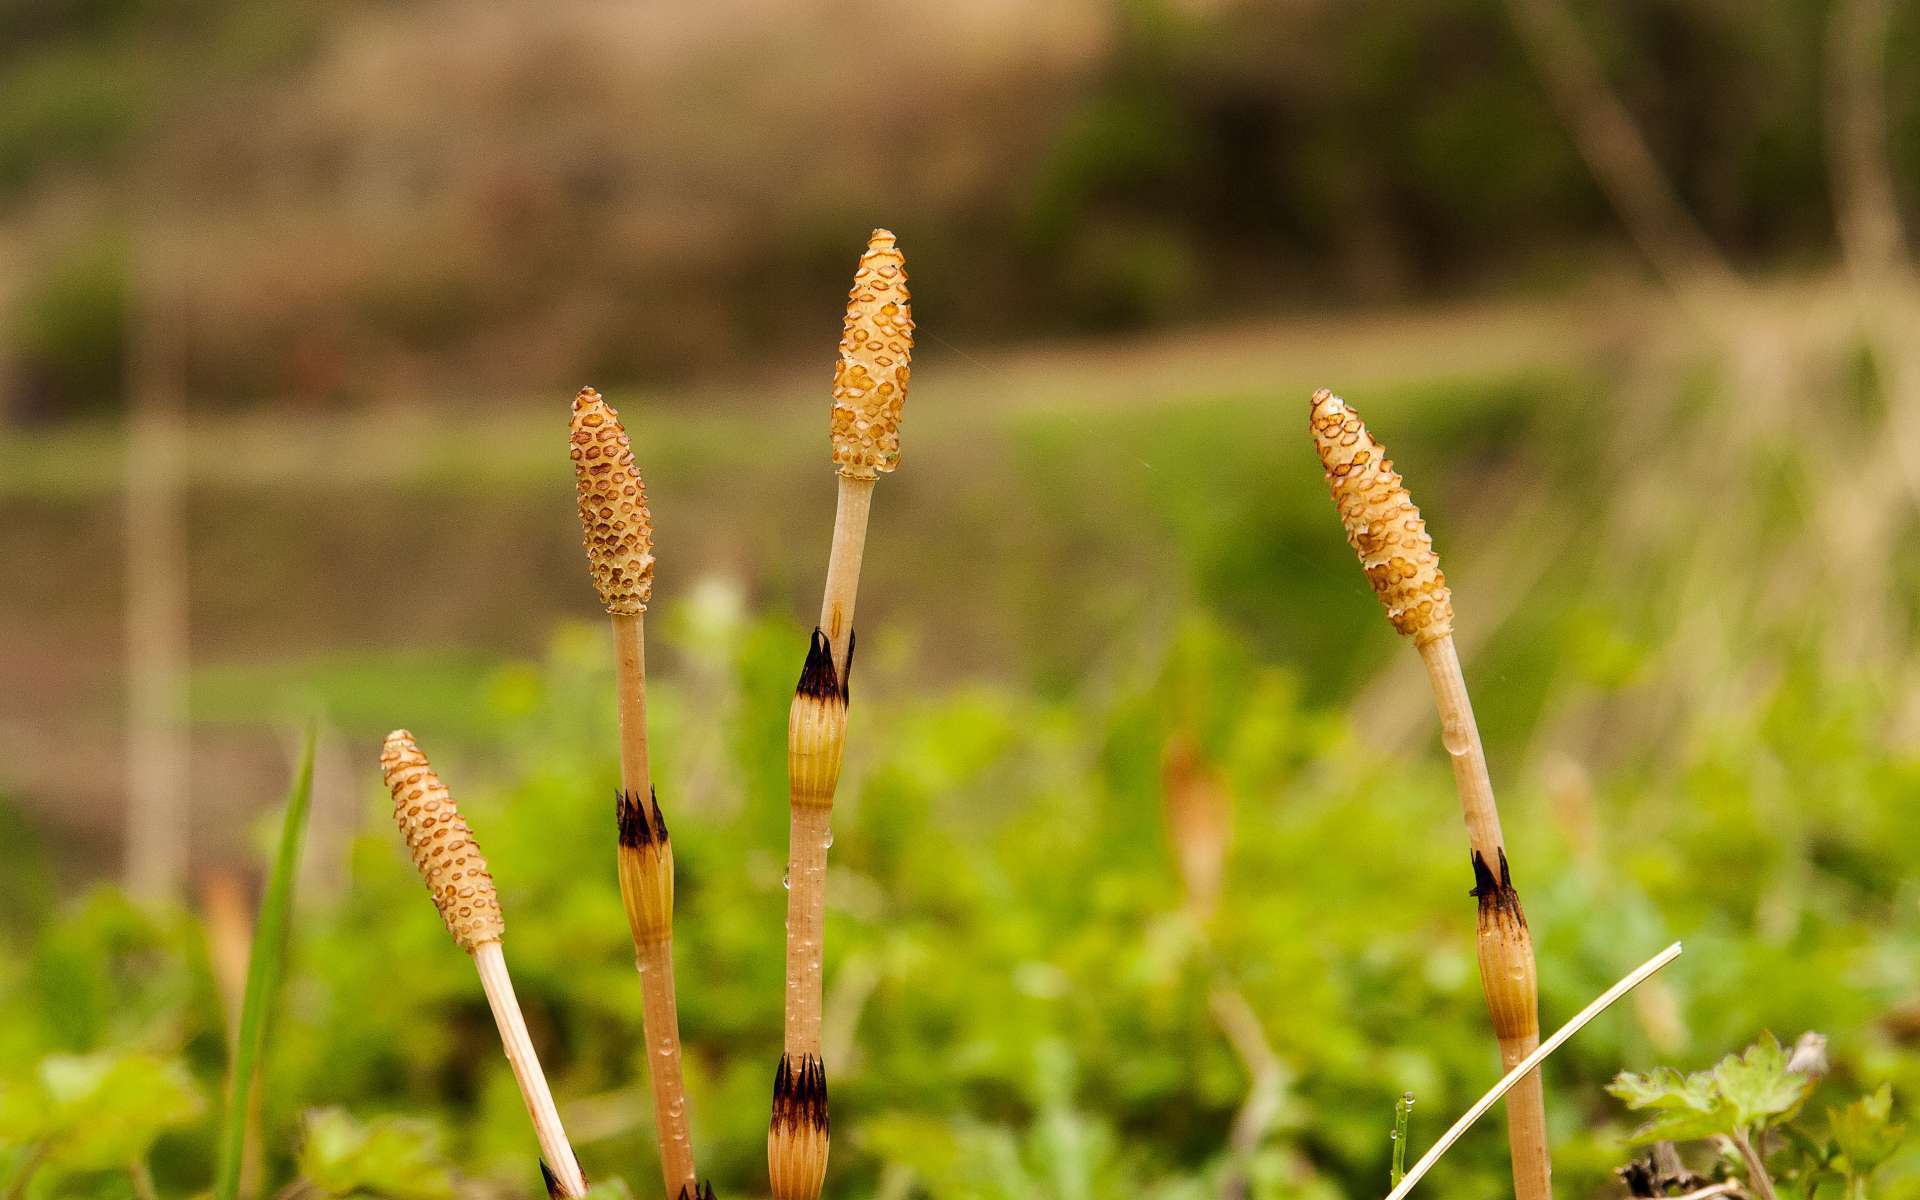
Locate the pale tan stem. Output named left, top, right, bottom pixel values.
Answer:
left=1210, top=985, right=1289, bottom=1200
left=782, top=805, right=833, bottom=1058
left=1823, top=0, right=1920, bottom=515
left=1418, top=635, right=1550, bottom=1200
left=1826, top=0, right=1909, bottom=281
left=471, top=941, right=586, bottom=1197
left=1672, top=1185, right=1744, bottom=1200
left=612, top=613, right=651, bottom=802
left=1729, top=1131, right=1780, bottom=1200
left=779, top=472, right=872, bottom=1057
left=636, top=937, right=696, bottom=1195
left=1417, top=636, right=1506, bottom=866
left=611, top=611, right=698, bottom=1193
left=767, top=463, right=876, bottom=1200
left=1502, top=0, right=1740, bottom=305
left=819, top=476, right=875, bottom=678
left=1498, top=1038, right=1551, bottom=1200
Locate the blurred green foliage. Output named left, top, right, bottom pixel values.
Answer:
left=296, top=1108, right=456, bottom=1200
left=9, top=233, right=128, bottom=418
left=2, top=592, right=1917, bottom=1197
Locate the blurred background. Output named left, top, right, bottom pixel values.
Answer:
left=5, top=0, right=1920, bottom=1197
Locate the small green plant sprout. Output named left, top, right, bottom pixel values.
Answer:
left=1608, top=1032, right=1905, bottom=1200
left=1814, top=1085, right=1906, bottom=1199
left=216, top=725, right=316, bottom=1200
left=1391, top=1091, right=1416, bottom=1186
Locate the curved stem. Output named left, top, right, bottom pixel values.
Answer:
left=473, top=941, right=585, bottom=1197
left=1731, top=1130, right=1780, bottom=1200
left=819, top=477, right=874, bottom=678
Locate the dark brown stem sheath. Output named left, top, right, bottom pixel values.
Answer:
left=769, top=1052, right=830, bottom=1200
left=1471, top=843, right=1549, bottom=1200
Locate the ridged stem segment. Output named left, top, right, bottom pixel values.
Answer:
left=380, top=731, right=585, bottom=1197
left=1308, top=389, right=1550, bottom=1200
left=1472, top=847, right=1548, bottom=1197
left=769, top=1052, right=830, bottom=1200
left=618, top=787, right=694, bottom=1196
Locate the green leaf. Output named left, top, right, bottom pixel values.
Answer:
left=296, top=1107, right=456, bottom=1200
left=0, top=1052, right=203, bottom=1171
left=1608, top=1034, right=1817, bottom=1146
left=1827, top=1085, right=1904, bottom=1176
left=1712, top=1033, right=1816, bottom=1130
left=1608, top=1066, right=1720, bottom=1113
left=213, top=726, right=316, bottom=1200
left=1608, top=1066, right=1733, bottom=1144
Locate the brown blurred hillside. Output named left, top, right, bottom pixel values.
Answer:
left=6, top=0, right=1919, bottom=415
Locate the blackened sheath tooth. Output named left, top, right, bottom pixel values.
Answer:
left=795, top=629, right=842, bottom=701
left=616, top=787, right=668, bottom=847
left=1470, top=848, right=1526, bottom=924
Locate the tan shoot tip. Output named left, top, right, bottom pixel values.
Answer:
left=570, top=387, right=655, bottom=615
left=380, top=729, right=505, bottom=952
left=831, top=231, right=913, bottom=479
left=1308, top=388, right=1454, bottom=644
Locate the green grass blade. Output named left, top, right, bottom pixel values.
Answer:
left=1391, top=1091, right=1415, bottom=1186
left=213, top=724, right=317, bottom=1200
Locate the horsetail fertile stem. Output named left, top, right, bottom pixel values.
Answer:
left=569, top=387, right=699, bottom=1198
left=1308, top=388, right=1551, bottom=1200
left=769, top=229, right=912, bottom=1200
left=380, top=730, right=586, bottom=1198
